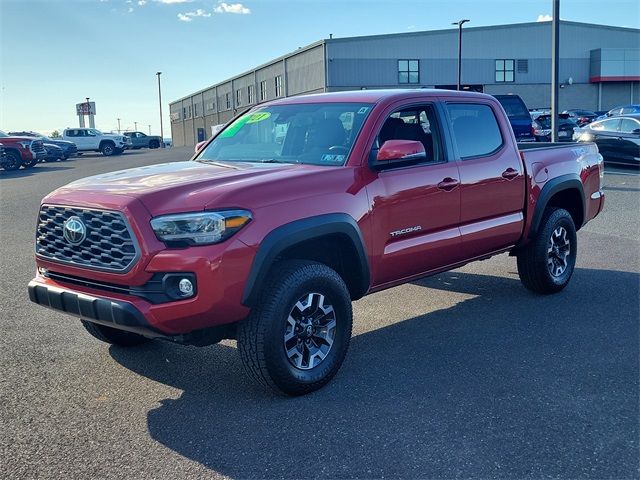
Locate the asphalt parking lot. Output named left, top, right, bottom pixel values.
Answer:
left=1, top=149, right=638, bottom=479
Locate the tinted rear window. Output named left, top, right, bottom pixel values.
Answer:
left=447, top=103, right=504, bottom=159
left=496, top=96, right=529, bottom=119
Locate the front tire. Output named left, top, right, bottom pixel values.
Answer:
left=81, top=320, right=151, bottom=347
left=2, top=151, right=22, bottom=171
left=101, top=142, right=116, bottom=156
left=237, top=260, right=353, bottom=396
left=21, top=156, right=38, bottom=168
left=517, top=207, right=577, bottom=294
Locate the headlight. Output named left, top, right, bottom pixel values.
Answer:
left=150, top=210, right=252, bottom=246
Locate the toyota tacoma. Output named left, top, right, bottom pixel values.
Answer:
left=28, top=90, right=604, bottom=395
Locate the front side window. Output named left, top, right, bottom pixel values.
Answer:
left=447, top=103, right=503, bottom=159
left=619, top=118, right=640, bottom=133
left=398, top=60, right=419, bottom=84
left=376, top=104, right=440, bottom=163
left=197, top=102, right=373, bottom=166
left=495, top=59, right=515, bottom=83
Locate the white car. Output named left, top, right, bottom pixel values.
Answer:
left=62, top=128, right=131, bottom=156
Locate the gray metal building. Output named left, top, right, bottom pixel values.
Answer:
left=170, top=20, right=640, bottom=147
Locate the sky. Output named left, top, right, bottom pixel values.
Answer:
left=1, top=0, right=638, bottom=138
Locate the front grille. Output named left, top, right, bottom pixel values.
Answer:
left=31, top=140, right=45, bottom=153
left=36, top=205, right=139, bottom=273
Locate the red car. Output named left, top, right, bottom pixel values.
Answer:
left=28, top=90, right=604, bottom=395
left=0, top=130, right=46, bottom=170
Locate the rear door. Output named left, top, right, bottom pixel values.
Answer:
left=444, top=99, right=526, bottom=258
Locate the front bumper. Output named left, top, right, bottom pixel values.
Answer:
left=28, top=280, right=160, bottom=338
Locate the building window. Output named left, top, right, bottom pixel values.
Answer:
left=275, top=75, right=283, bottom=97
left=188, top=105, right=192, bottom=118
left=236, top=89, right=242, bottom=107
left=194, top=103, right=198, bottom=117
left=495, top=59, right=515, bottom=82
left=183, top=107, right=187, bottom=118
left=225, top=93, right=231, bottom=110
left=260, top=80, right=267, bottom=101
left=206, top=101, right=215, bottom=113
left=248, top=85, right=255, bottom=104
left=398, top=60, right=419, bottom=84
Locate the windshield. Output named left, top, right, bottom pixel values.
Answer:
left=196, top=102, right=373, bottom=166
left=0, top=131, right=8, bottom=138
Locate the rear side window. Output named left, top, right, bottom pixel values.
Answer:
left=446, top=103, right=503, bottom=159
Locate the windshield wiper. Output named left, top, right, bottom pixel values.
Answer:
left=255, top=158, right=297, bottom=164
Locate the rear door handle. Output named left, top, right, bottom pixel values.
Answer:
left=502, top=168, right=519, bottom=180
left=437, top=177, right=459, bottom=191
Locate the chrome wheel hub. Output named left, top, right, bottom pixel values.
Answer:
left=284, top=292, right=337, bottom=370
left=547, top=226, right=570, bottom=277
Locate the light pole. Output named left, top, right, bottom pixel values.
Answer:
left=452, top=19, right=470, bottom=90
left=551, top=0, right=560, bottom=142
left=156, top=72, right=164, bottom=147
left=148, top=124, right=151, bottom=135
left=117, top=118, right=121, bottom=134
left=134, top=121, right=138, bottom=131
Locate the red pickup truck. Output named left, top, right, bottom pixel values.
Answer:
left=29, top=90, right=604, bottom=395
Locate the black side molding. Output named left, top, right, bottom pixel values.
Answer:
left=529, top=174, right=585, bottom=238
left=241, top=213, right=370, bottom=306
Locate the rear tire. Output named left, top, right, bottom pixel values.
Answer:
left=517, top=207, right=577, bottom=294
left=237, top=260, right=353, bottom=396
left=81, top=320, right=151, bottom=347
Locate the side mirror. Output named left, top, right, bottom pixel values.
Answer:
left=195, top=140, right=207, bottom=153
left=376, top=140, right=426, bottom=163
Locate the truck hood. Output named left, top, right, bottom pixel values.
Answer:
left=45, top=160, right=319, bottom=216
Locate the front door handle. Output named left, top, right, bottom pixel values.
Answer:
left=502, top=168, right=519, bottom=180
left=437, top=177, right=459, bottom=191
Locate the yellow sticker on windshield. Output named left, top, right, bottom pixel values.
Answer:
left=246, top=112, right=271, bottom=123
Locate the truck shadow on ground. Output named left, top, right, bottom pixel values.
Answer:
left=110, top=268, right=639, bottom=479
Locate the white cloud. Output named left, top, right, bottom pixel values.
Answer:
left=157, top=0, right=193, bottom=4
left=128, top=6, right=134, bottom=12
left=537, top=14, right=552, bottom=22
left=138, top=0, right=147, bottom=5
left=213, top=2, right=251, bottom=14
left=177, top=8, right=211, bottom=21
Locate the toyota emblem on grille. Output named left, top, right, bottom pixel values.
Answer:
left=63, top=216, right=87, bottom=245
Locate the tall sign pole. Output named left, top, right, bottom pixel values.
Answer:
left=156, top=72, right=164, bottom=147
left=452, top=19, right=470, bottom=91
left=551, top=0, right=560, bottom=142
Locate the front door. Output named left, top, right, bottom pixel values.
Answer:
left=444, top=100, right=526, bottom=258
left=367, top=103, right=462, bottom=286
left=617, top=117, right=640, bottom=164
left=591, top=118, right=622, bottom=160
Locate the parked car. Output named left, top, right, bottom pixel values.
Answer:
left=62, top=128, right=131, bottom=156
left=532, top=113, right=578, bottom=142
left=29, top=90, right=604, bottom=395
left=562, top=109, right=598, bottom=127
left=8, top=131, right=78, bottom=159
left=123, top=131, right=163, bottom=149
left=574, top=114, right=640, bottom=166
left=0, top=130, right=46, bottom=169
left=41, top=143, right=65, bottom=162
left=494, top=94, right=535, bottom=142
left=594, top=104, right=640, bottom=121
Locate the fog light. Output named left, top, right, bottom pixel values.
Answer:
left=178, top=278, right=194, bottom=296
